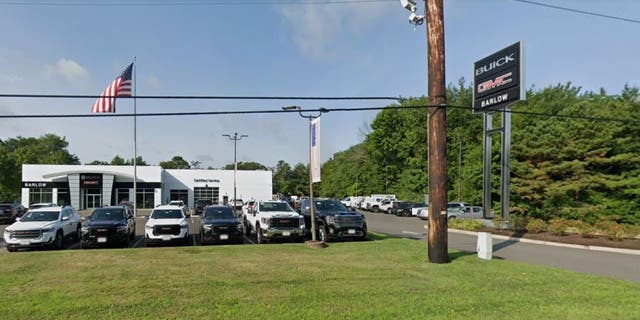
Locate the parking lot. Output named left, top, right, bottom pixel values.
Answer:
left=0, top=211, right=260, bottom=252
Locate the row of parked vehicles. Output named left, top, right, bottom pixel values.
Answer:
left=340, top=195, right=485, bottom=220
left=2, top=198, right=367, bottom=252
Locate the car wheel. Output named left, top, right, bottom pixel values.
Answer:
left=448, top=216, right=456, bottom=221
left=318, top=226, right=328, bottom=242
left=7, top=246, right=17, bottom=252
left=53, top=231, right=63, bottom=250
left=256, top=223, right=264, bottom=244
left=184, top=234, right=190, bottom=246
left=244, top=220, right=251, bottom=236
left=74, top=225, right=81, bottom=241
left=372, top=206, right=379, bottom=213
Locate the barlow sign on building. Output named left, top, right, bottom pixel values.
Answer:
left=473, top=42, right=523, bottom=112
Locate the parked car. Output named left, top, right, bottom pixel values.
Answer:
left=28, top=203, right=57, bottom=210
left=194, top=199, right=212, bottom=216
left=241, top=200, right=256, bottom=217
left=3, top=206, right=81, bottom=251
left=390, top=202, right=424, bottom=217
left=418, top=206, right=482, bottom=220
left=244, top=200, right=305, bottom=244
left=200, top=205, right=244, bottom=245
left=298, top=198, right=367, bottom=242
left=230, top=199, right=244, bottom=210
left=169, top=200, right=185, bottom=207
left=144, top=205, right=190, bottom=246
left=0, top=203, right=27, bottom=223
left=80, top=206, right=136, bottom=248
left=447, top=202, right=471, bottom=211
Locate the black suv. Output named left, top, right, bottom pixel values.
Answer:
left=200, top=205, right=244, bottom=245
left=390, top=201, right=424, bottom=217
left=0, top=203, right=27, bottom=223
left=298, top=198, right=367, bottom=242
left=194, top=199, right=212, bottom=216
left=80, top=206, right=136, bottom=248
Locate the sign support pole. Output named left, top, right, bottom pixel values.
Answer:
left=482, top=112, right=492, bottom=220
left=501, top=108, right=511, bottom=224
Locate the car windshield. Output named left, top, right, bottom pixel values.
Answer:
left=204, top=207, right=235, bottom=219
left=395, top=202, right=410, bottom=209
left=260, top=202, right=294, bottom=212
left=91, top=209, right=125, bottom=221
left=151, top=209, right=184, bottom=219
left=314, top=200, right=349, bottom=213
left=20, top=211, right=59, bottom=222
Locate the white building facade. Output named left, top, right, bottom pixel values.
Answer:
left=22, top=164, right=272, bottom=210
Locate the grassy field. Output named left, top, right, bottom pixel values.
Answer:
left=1, top=235, right=638, bottom=320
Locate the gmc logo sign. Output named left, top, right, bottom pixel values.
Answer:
left=477, top=72, right=513, bottom=94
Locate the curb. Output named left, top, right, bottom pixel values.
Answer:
left=447, top=228, right=640, bottom=256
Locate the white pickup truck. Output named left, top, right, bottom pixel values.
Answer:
left=244, top=200, right=305, bottom=244
left=362, top=194, right=396, bottom=212
left=3, top=206, right=81, bottom=251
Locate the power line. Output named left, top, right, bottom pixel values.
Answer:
left=512, top=0, right=640, bottom=25
left=1, top=104, right=638, bottom=125
left=0, top=93, right=400, bottom=101
left=0, top=0, right=393, bottom=7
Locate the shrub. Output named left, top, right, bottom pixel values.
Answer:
left=548, top=218, right=570, bottom=236
left=448, top=219, right=484, bottom=231
left=492, top=216, right=506, bottom=229
left=526, top=218, right=547, bottom=234
left=509, top=215, right=528, bottom=232
left=579, top=224, right=598, bottom=238
left=594, top=221, right=637, bottom=241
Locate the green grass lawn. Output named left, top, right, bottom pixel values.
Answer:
left=1, top=235, right=638, bottom=320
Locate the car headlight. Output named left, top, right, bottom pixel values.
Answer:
left=202, top=224, right=212, bottom=230
left=42, top=227, right=55, bottom=233
left=145, top=225, right=153, bottom=230
left=261, top=217, right=269, bottom=226
left=325, top=215, right=335, bottom=224
left=81, top=226, right=89, bottom=233
left=235, top=223, right=243, bottom=231
left=4, top=229, right=13, bottom=235
left=117, top=225, right=128, bottom=233
left=180, top=223, right=189, bottom=229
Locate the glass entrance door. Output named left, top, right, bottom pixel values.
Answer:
left=85, top=188, right=102, bottom=209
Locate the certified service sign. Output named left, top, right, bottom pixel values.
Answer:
left=473, top=42, right=524, bottom=112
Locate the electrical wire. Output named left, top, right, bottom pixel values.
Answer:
left=0, top=0, right=394, bottom=7
left=1, top=104, right=638, bottom=125
left=512, top=0, right=640, bottom=25
left=0, top=93, right=400, bottom=101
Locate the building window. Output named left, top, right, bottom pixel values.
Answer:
left=29, top=188, right=53, bottom=205
left=117, top=188, right=130, bottom=204
left=57, top=188, right=70, bottom=206
left=194, top=187, right=219, bottom=204
left=136, top=188, right=155, bottom=209
left=170, top=189, right=189, bottom=205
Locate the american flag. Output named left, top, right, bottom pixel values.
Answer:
left=91, top=62, right=133, bottom=113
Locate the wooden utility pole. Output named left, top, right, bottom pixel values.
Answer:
left=426, top=0, right=448, bottom=263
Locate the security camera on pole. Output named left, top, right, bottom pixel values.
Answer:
left=399, top=0, right=448, bottom=263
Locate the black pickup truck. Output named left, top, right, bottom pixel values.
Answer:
left=297, top=198, right=367, bottom=242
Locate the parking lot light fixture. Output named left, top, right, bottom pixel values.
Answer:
left=223, top=132, right=248, bottom=210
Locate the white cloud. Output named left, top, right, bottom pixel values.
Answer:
left=43, top=58, right=89, bottom=81
left=277, top=2, right=388, bottom=60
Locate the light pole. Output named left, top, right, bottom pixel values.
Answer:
left=223, top=132, right=248, bottom=209
left=282, top=105, right=328, bottom=242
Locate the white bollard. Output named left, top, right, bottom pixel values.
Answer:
left=477, top=232, right=493, bottom=260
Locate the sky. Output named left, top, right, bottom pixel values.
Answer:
left=0, top=0, right=638, bottom=169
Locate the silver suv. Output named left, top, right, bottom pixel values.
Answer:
left=4, top=206, right=81, bottom=251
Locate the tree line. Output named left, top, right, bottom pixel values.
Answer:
left=1, top=82, right=638, bottom=225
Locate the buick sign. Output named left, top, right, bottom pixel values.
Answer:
left=473, top=42, right=524, bottom=112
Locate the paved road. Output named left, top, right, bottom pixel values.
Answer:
left=361, top=210, right=640, bottom=283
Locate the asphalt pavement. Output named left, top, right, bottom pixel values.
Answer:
left=360, top=210, right=640, bottom=283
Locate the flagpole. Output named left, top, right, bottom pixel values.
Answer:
left=133, top=56, right=138, bottom=217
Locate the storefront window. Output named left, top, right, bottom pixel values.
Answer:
left=57, top=188, right=70, bottom=206
left=170, top=189, right=189, bottom=205
left=136, top=188, right=155, bottom=209
left=29, top=188, right=53, bottom=205
left=194, top=187, right=219, bottom=204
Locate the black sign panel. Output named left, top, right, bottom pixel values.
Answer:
left=22, top=181, right=69, bottom=189
left=473, top=42, right=522, bottom=112
left=80, top=174, right=102, bottom=187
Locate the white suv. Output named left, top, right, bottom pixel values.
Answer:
left=144, top=205, right=190, bottom=246
left=244, top=200, right=305, bottom=244
left=4, top=206, right=81, bottom=251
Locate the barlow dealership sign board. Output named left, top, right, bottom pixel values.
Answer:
left=473, top=42, right=524, bottom=112
left=311, top=117, right=321, bottom=183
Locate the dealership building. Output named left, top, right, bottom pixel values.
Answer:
left=21, top=164, right=272, bottom=210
